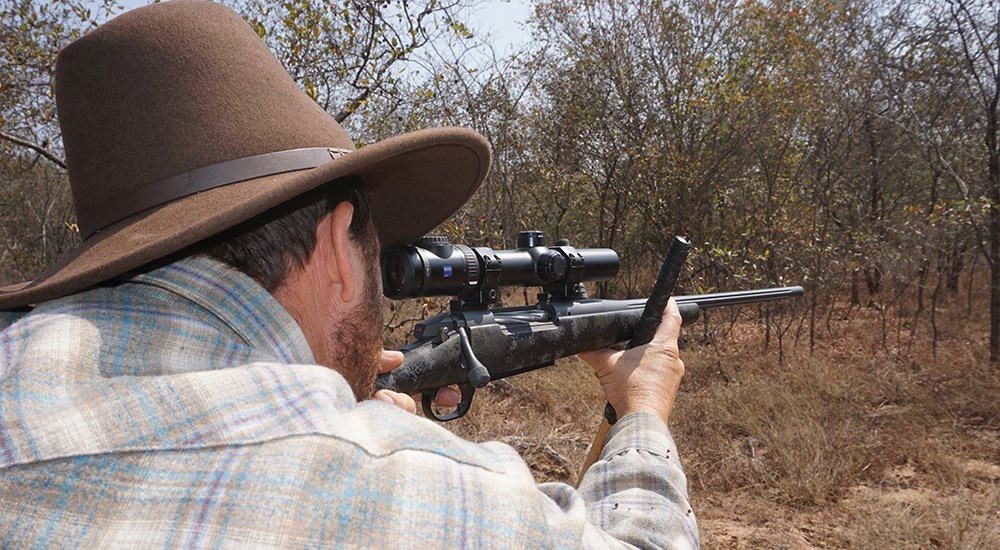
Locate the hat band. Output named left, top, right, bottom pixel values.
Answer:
left=76, top=147, right=352, bottom=238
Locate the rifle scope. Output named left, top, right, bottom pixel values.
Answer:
left=381, top=230, right=619, bottom=302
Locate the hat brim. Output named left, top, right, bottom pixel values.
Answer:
left=0, top=126, right=489, bottom=309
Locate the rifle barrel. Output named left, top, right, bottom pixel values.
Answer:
left=674, top=286, right=803, bottom=309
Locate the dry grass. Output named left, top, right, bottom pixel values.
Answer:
left=832, top=476, right=999, bottom=549
left=384, top=286, right=999, bottom=548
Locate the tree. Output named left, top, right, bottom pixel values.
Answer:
left=238, top=0, right=478, bottom=130
left=880, top=0, right=999, bottom=362
left=0, top=0, right=120, bottom=280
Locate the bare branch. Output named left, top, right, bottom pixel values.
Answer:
left=949, top=0, right=991, bottom=104
left=332, top=0, right=467, bottom=123
left=0, top=131, right=67, bottom=169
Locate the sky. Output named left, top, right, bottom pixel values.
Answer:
left=472, top=0, right=533, bottom=53
left=107, top=0, right=534, bottom=54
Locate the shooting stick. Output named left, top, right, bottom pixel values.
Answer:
left=576, top=236, right=691, bottom=486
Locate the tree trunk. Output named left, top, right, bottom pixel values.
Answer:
left=988, top=85, right=999, bottom=364
left=850, top=270, right=860, bottom=306
left=946, top=240, right=964, bottom=293
left=864, top=265, right=882, bottom=305
left=989, top=174, right=999, bottom=364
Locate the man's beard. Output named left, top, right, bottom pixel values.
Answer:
left=328, top=259, right=384, bottom=401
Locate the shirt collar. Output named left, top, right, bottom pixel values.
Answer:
left=129, top=256, right=316, bottom=365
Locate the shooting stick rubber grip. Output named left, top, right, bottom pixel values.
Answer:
left=604, top=235, right=692, bottom=424
left=579, top=236, right=690, bottom=487
left=627, top=236, right=692, bottom=349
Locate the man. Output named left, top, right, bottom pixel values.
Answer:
left=0, top=1, right=698, bottom=548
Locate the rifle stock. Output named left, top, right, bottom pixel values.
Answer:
left=375, top=285, right=804, bottom=421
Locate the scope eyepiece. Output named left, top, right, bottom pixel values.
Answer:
left=381, top=230, right=619, bottom=302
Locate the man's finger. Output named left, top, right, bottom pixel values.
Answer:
left=578, top=347, right=618, bottom=366
left=379, top=350, right=405, bottom=373
left=579, top=347, right=623, bottom=380
left=649, top=297, right=683, bottom=349
left=407, top=385, right=462, bottom=409
left=435, top=386, right=462, bottom=408
left=374, top=389, right=416, bottom=414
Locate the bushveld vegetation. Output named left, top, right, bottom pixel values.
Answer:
left=3, top=1, right=998, bottom=547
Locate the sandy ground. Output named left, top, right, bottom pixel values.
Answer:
left=699, top=456, right=1000, bottom=549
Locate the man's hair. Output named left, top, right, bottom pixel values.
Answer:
left=200, top=176, right=376, bottom=291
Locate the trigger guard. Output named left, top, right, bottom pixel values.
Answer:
left=422, top=383, right=475, bottom=421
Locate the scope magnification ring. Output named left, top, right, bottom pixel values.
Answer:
left=461, top=245, right=479, bottom=286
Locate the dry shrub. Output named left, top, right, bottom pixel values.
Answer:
left=677, top=307, right=996, bottom=505
left=677, top=348, right=887, bottom=505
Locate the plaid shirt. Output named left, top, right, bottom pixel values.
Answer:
left=0, top=257, right=698, bottom=548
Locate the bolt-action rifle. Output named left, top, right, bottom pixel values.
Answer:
left=375, top=230, right=802, bottom=421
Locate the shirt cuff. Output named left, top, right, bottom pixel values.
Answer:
left=600, top=412, right=679, bottom=463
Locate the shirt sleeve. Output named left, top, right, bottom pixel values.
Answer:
left=536, top=412, right=700, bottom=549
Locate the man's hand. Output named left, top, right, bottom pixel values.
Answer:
left=373, top=350, right=418, bottom=412
left=578, top=298, right=685, bottom=425
left=372, top=350, right=461, bottom=414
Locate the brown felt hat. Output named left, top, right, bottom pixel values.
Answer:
left=0, top=0, right=490, bottom=309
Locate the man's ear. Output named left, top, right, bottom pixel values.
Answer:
left=324, top=200, right=359, bottom=305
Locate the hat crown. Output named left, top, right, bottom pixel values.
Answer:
left=56, top=0, right=353, bottom=235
